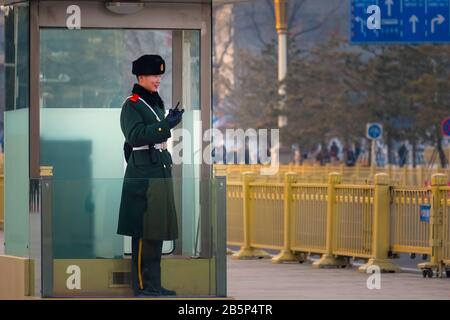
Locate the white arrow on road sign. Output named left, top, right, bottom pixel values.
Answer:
left=385, top=0, right=393, bottom=17
left=431, top=14, right=445, bottom=34
left=355, top=16, right=365, bottom=34
left=409, top=15, right=419, bottom=34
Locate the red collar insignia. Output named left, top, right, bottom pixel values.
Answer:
left=130, top=94, right=140, bottom=102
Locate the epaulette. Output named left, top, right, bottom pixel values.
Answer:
left=129, top=93, right=140, bottom=102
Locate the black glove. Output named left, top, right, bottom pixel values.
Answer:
left=166, top=104, right=184, bottom=129
left=169, top=102, right=184, bottom=115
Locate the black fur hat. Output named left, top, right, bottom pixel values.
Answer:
left=132, top=54, right=166, bottom=76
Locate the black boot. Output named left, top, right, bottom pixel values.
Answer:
left=141, top=239, right=177, bottom=296
left=158, top=287, right=177, bottom=296
left=133, top=272, right=161, bottom=297
left=140, top=268, right=162, bottom=296
left=149, top=267, right=177, bottom=296
left=134, top=288, right=160, bottom=297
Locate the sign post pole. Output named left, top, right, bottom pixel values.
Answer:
left=371, top=139, right=376, bottom=178
left=366, top=123, right=383, bottom=178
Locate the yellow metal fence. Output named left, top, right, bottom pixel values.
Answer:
left=249, top=183, right=284, bottom=250
left=441, top=187, right=450, bottom=264
left=226, top=182, right=244, bottom=246
left=227, top=170, right=450, bottom=274
left=291, top=184, right=327, bottom=253
left=216, top=164, right=450, bottom=186
left=333, top=186, right=374, bottom=258
left=390, top=188, right=431, bottom=255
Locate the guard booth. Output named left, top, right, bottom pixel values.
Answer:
left=0, top=0, right=227, bottom=298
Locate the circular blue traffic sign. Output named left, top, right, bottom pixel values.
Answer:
left=442, top=117, right=450, bottom=137
left=367, top=123, right=382, bottom=140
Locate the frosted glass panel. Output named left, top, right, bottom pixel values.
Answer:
left=40, top=109, right=123, bottom=178
left=180, top=30, right=201, bottom=255
left=181, top=110, right=202, bottom=256
left=4, top=109, right=29, bottom=256
left=40, top=109, right=124, bottom=258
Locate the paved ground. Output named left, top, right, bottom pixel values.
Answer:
left=227, top=257, right=450, bottom=300
left=2, top=230, right=449, bottom=299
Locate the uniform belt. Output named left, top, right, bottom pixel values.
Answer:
left=132, top=142, right=167, bottom=151
left=154, top=142, right=167, bottom=150
left=132, top=145, right=149, bottom=151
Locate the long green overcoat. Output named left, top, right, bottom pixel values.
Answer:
left=117, top=93, right=178, bottom=240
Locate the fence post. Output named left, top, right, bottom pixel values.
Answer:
left=359, top=173, right=400, bottom=273
left=418, top=173, right=448, bottom=277
left=313, top=172, right=348, bottom=268
left=232, top=171, right=270, bottom=259
left=272, top=172, right=302, bottom=263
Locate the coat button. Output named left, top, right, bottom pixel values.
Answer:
left=159, top=149, right=162, bottom=153
left=163, top=164, right=166, bottom=168
left=158, top=128, right=162, bottom=132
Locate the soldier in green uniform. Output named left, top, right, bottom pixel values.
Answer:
left=118, top=54, right=184, bottom=296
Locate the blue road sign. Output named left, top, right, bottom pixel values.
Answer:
left=366, top=123, right=383, bottom=140
left=351, top=0, right=450, bottom=43
left=441, top=116, right=450, bottom=137
left=420, top=204, right=431, bottom=222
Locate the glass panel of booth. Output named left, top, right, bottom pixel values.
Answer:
left=182, top=30, right=200, bottom=111
left=29, top=177, right=221, bottom=297
left=31, top=26, right=217, bottom=296
left=3, top=1, right=30, bottom=257
left=39, top=28, right=173, bottom=108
